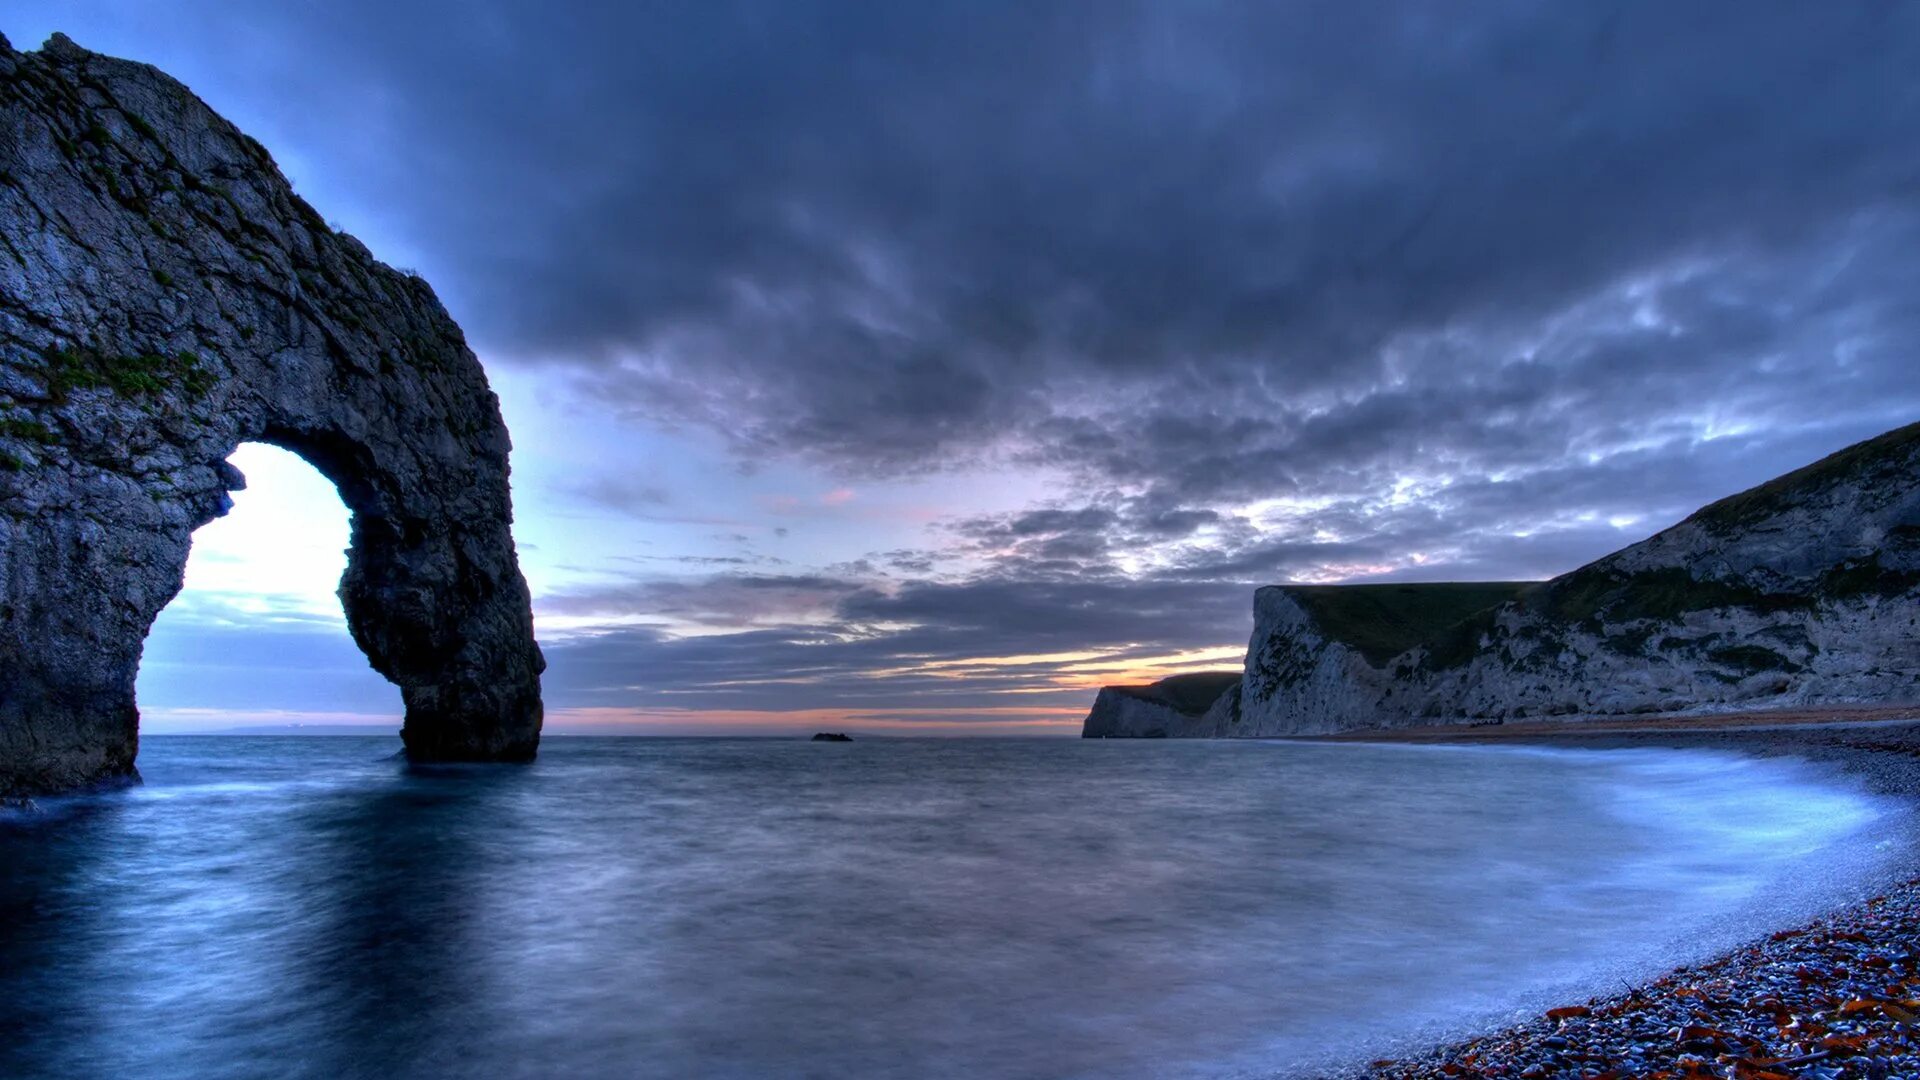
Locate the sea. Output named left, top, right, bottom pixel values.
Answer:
left=1, top=735, right=1911, bottom=1079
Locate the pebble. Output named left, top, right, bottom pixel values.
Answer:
left=1358, top=876, right=1920, bottom=1080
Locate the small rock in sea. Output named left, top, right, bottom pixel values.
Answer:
left=810, top=732, right=854, bottom=742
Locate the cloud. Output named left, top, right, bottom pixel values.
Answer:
left=541, top=573, right=858, bottom=628
left=137, top=617, right=401, bottom=716
left=564, top=476, right=672, bottom=516
left=43, top=3, right=1920, bottom=496
left=29, top=2, right=1920, bottom=728
left=537, top=573, right=1254, bottom=713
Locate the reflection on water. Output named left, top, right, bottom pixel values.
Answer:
left=0, top=737, right=1909, bottom=1079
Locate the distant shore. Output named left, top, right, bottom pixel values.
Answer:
left=1325, top=708, right=1920, bottom=1079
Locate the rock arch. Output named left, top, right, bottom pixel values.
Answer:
left=0, top=34, right=544, bottom=795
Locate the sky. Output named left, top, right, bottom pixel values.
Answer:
left=12, top=3, right=1920, bottom=736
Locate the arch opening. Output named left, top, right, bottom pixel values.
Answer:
left=135, top=444, right=402, bottom=736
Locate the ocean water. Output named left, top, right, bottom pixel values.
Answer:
left=0, top=736, right=1910, bottom=1080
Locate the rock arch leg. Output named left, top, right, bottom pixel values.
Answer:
left=263, top=427, right=544, bottom=764
left=0, top=505, right=194, bottom=794
left=341, top=507, right=545, bottom=763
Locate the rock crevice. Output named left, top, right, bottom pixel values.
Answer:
left=0, top=33, right=544, bottom=795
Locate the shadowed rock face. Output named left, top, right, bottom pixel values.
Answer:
left=1081, top=672, right=1241, bottom=738
left=0, top=34, right=544, bottom=795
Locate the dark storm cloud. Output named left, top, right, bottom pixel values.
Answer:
left=48, top=0, right=1920, bottom=493
left=942, top=499, right=1252, bottom=582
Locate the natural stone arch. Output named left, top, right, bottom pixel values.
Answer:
left=0, top=34, right=544, bottom=795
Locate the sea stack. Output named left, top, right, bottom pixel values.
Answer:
left=0, top=34, right=544, bottom=795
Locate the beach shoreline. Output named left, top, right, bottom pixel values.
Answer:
left=1325, top=708, right=1920, bottom=1079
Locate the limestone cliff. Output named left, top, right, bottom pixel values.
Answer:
left=0, top=34, right=544, bottom=795
left=1082, top=421, right=1920, bottom=737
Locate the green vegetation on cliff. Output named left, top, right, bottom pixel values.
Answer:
left=1685, top=420, right=1920, bottom=536
left=1111, top=671, right=1242, bottom=715
left=1285, top=582, right=1535, bottom=666
left=1529, top=566, right=1809, bottom=627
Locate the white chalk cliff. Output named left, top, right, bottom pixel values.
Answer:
left=1083, top=421, right=1920, bottom=737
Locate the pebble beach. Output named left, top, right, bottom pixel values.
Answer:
left=1344, top=711, right=1920, bottom=1080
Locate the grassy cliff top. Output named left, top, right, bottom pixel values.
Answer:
left=1526, top=419, right=1920, bottom=626
left=1682, top=419, right=1920, bottom=536
left=1109, top=671, right=1242, bottom=715
left=1283, top=582, right=1537, bottom=665
left=1245, top=421, right=1920, bottom=674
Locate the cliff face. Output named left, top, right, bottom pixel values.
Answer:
left=1081, top=672, right=1240, bottom=738
left=0, top=34, right=544, bottom=795
left=1082, top=422, right=1920, bottom=738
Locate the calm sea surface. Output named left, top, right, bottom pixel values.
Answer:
left=0, top=736, right=1910, bottom=1079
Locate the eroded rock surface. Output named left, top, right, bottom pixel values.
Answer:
left=1084, top=421, right=1920, bottom=737
left=0, top=34, right=544, bottom=794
